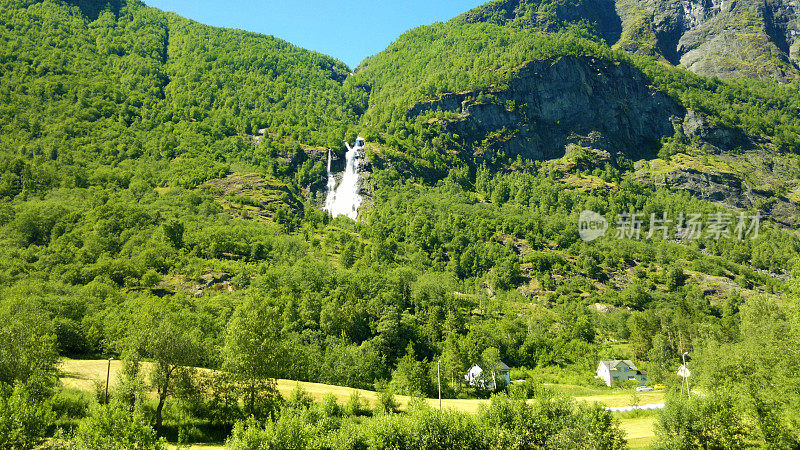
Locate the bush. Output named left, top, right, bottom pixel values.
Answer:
left=480, top=393, right=626, bottom=449
left=367, top=404, right=485, bottom=449
left=320, top=393, right=342, bottom=418
left=286, top=384, right=314, bottom=411
left=317, top=420, right=368, bottom=449
left=506, top=380, right=544, bottom=400
left=376, top=389, right=399, bottom=415
left=113, top=361, right=148, bottom=413
left=665, top=265, right=686, bottom=291
left=343, top=391, right=370, bottom=417
left=71, top=404, right=165, bottom=450
left=226, top=414, right=312, bottom=450
left=221, top=390, right=631, bottom=450
left=0, top=384, right=54, bottom=449
left=49, top=388, right=91, bottom=423
left=184, top=372, right=242, bottom=427
left=654, top=391, right=750, bottom=449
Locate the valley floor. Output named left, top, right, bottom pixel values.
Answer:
left=59, top=359, right=661, bottom=448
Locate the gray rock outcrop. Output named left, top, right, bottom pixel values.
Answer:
left=620, top=0, right=800, bottom=82
left=409, top=56, right=684, bottom=161
left=461, top=0, right=800, bottom=82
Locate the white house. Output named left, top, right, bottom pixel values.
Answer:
left=596, top=360, right=647, bottom=387
left=465, top=361, right=511, bottom=390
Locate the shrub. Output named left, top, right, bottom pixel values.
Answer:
left=185, top=372, right=242, bottom=427
left=49, top=388, right=91, bottom=423
left=376, top=389, right=399, bottom=415
left=0, top=384, right=54, bottom=449
left=320, top=393, right=342, bottom=418
left=480, top=393, right=626, bottom=449
left=665, top=265, right=686, bottom=291
left=71, top=404, right=164, bottom=450
left=367, top=404, right=485, bottom=449
left=287, top=384, right=314, bottom=411
left=654, top=391, right=750, bottom=449
left=226, top=414, right=312, bottom=450
left=506, top=380, right=543, bottom=400
left=343, top=391, right=370, bottom=417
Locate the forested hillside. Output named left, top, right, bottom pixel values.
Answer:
left=0, top=0, right=364, bottom=198
left=3, top=0, right=800, bottom=448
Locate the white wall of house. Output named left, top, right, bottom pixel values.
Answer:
left=597, top=363, right=612, bottom=386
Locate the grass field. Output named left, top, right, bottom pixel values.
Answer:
left=543, top=383, right=665, bottom=407
left=57, top=359, right=484, bottom=412
left=60, top=359, right=659, bottom=448
left=619, top=416, right=658, bottom=449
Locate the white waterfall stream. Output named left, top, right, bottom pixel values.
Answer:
left=324, top=138, right=363, bottom=220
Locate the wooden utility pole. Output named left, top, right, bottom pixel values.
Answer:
left=105, top=357, right=113, bottom=404
left=437, top=360, right=442, bottom=410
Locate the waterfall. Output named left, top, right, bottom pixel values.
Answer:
left=324, top=149, right=336, bottom=212
left=324, top=138, right=363, bottom=220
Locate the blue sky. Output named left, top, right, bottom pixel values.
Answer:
left=143, top=1, right=486, bottom=68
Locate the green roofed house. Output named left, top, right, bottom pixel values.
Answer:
left=596, top=360, right=647, bottom=387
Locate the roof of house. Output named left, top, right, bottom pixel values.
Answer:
left=469, top=361, right=511, bottom=373
left=598, top=360, right=638, bottom=371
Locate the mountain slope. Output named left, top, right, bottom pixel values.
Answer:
left=351, top=17, right=800, bottom=223
left=4, top=2, right=800, bottom=447
left=457, top=0, right=800, bottom=82
left=457, top=0, right=624, bottom=43
left=0, top=0, right=364, bottom=200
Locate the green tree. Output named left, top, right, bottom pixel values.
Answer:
left=391, top=345, right=433, bottom=397
left=695, top=295, right=800, bottom=447
left=223, top=298, right=285, bottom=419
left=0, top=306, right=58, bottom=400
left=481, top=347, right=503, bottom=391
left=127, top=318, right=204, bottom=430
left=340, top=242, right=358, bottom=269
left=665, top=265, right=686, bottom=291
left=163, top=219, right=184, bottom=249
left=441, top=336, right=467, bottom=394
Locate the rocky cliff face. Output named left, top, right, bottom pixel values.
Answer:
left=618, top=0, right=800, bottom=82
left=634, top=149, right=800, bottom=226
left=633, top=109, right=800, bottom=226
left=462, top=0, right=800, bottom=82
left=409, top=56, right=684, bottom=161
left=407, top=54, right=800, bottom=224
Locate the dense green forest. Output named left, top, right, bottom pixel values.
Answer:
left=3, top=0, right=800, bottom=448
